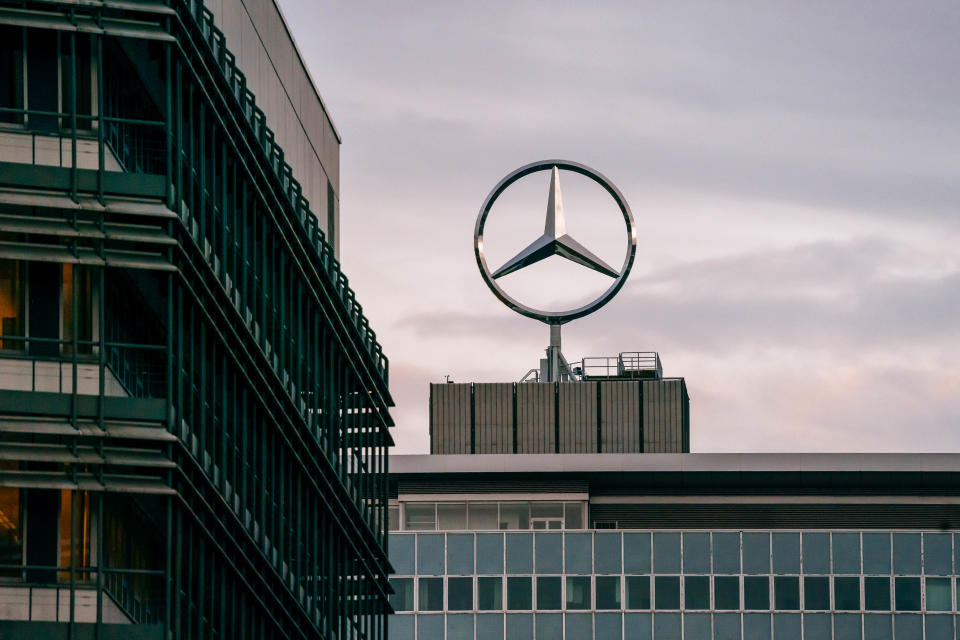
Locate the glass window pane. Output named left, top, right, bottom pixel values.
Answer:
left=863, top=533, right=891, bottom=575
left=802, top=613, right=830, bottom=639
left=714, top=612, right=741, bottom=640
left=624, top=532, right=651, bottom=574
left=566, top=576, right=591, bottom=610
left=596, top=576, right=621, bottom=610
left=447, top=613, right=473, bottom=640
left=742, top=533, right=770, bottom=574
left=743, top=613, right=771, bottom=639
left=653, top=533, right=680, bottom=573
left=478, top=613, right=505, bottom=639
left=469, top=504, right=499, bottom=530
left=684, top=612, right=710, bottom=639
left=418, top=577, right=444, bottom=611
left=389, top=577, right=414, bottom=611
left=390, top=534, right=415, bottom=575
left=894, top=577, right=921, bottom=611
left=684, top=576, right=709, bottom=610
left=654, top=576, right=680, bottom=610
left=535, top=613, right=562, bottom=638
left=566, top=612, right=593, bottom=639
left=923, top=533, right=952, bottom=575
left=534, top=533, right=562, bottom=574
left=864, top=613, right=893, bottom=639
left=772, top=533, right=800, bottom=574
left=802, top=533, right=829, bottom=574
left=803, top=576, right=829, bottom=610
left=417, top=614, right=443, bottom=640
left=447, top=533, right=474, bottom=575
left=653, top=611, right=681, bottom=639
left=404, top=503, right=436, bottom=531
left=893, top=534, right=921, bottom=575
left=925, top=615, right=953, bottom=640
left=773, top=613, right=801, bottom=640
left=564, top=503, right=584, bottom=529
left=744, top=576, right=770, bottom=610
left=530, top=503, right=562, bottom=518
left=500, top=503, right=530, bottom=530
left=477, top=533, right=504, bottom=574
left=682, top=533, right=709, bottom=574
left=536, top=576, right=561, bottom=610
left=714, top=576, right=740, bottom=610
left=712, top=532, right=740, bottom=575
left=774, top=576, right=799, bottom=610
left=565, top=533, right=592, bottom=574
left=417, top=534, right=445, bottom=575
left=479, top=576, right=503, bottom=610
left=925, top=577, right=951, bottom=611
left=596, top=612, right=623, bottom=639
left=507, top=576, right=532, bottom=610
left=448, top=576, right=473, bottom=611
left=832, top=533, right=860, bottom=574
left=506, top=533, right=533, bottom=573
left=834, top=576, right=860, bottom=611
left=834, top=613, right=861, bottom=640
left=388, top=506, right=399, bottom=532
left=595, top=532, right=622, bottom=574
left=438, top=503, right=467, bottom=530
left=506, top=613, right=533, bottom=640
left=865, top=577, right=891, bottom=611
left=626, top=576, right=651, bottom=610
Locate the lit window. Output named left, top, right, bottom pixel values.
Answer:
left=0, top=483, right=21, bottom=578
left=0, top=259, right=24, bottom=351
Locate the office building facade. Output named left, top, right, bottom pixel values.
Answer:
left=388, top=454, right=960, bottom=640
left=0, top=0, right=393, bottom=638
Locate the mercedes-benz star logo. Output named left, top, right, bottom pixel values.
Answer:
left=474, top=160, right=637, bottom=325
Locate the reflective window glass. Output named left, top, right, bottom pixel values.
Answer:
left=389, top=577, right=414, bottom=611
left=477, top=533, right=504, bottom=574
left=774, top=576, right=799, bottom=610
left=893, top=533, right=921, bottom=574
left=894, top=577, right=920, bottom=611
left=447, top=614, right=473, bottom=640
left=448, top=577, right=473, bottom=611
left=893, top=614, right=922, bottom=640
left=684, top=612, right=711, bottom=639
left=566, top=576, right=591, bottom=610
left=714, top=576, right=740, bottom=610
left=626, top=576, right=651, bottom=610
left=743, top=613, right=772, bottom=639
left=923, top=533, right=952, bottom=575
left=534, top=533, right=562, bottom=574
left=596, top=576, right=621, bottom=610
left=925, top=577, right=951, bottom=611
left=772, top=533, right=800, bottom=574
left=404, top=503, right=436, bottom=531
left=834, top=576, right=860, bottom=611
left=535, top=613, right=562, bottom=638
left=507, top=576, right=532, bottom=610
left=803, top=576, right=829, bottom=610
left=418, top=577, right=443, bottom=611
left=468, top=503, right=499, bottom=530
left=564, top=533, right=592, bottom=574
left=563, top=502, right=584, bottom=529
left=865, top=577, right=891, bottom=611
left=478, top=613, right=505, bottom=639
left=390, top=534, right=415, bottom=575
left=566, top=613, right=593, bottom=639
left=506, top=534, right=533, bottom=573
left=478, top=576, right=503, bottom=610
left=447, top=534, right=474, bottom=575
left=773, top=613, right=801, bottom=640
left=653, top=612, right=681, bottom=638
left=654, top=576, right=680, bottom=610
left=832, top=533, right=860, bottom=574
left=595, top=532, right=622, bottom=574
left=802, top=533, right=829, bottom=574
left=417, top=534, right=444, bottom=575
left=500, top=503, right=530, bottom=530
left=744, top=576, right=770, bottom=610
left=863, top=533, right=891, bottom=574
left=684, top=576, right=709, bottom=610
left=530, top=503, right=562, bottom=518
left=388, top=506, right=399, bottom=532
left=653, top=533, right=680, bottom=573
left=683, top=532, right=710, bottom=574
left=712, top=532, right=740, bottom=575
left=437, top=503, right=467, bottom=530
left=536, top=576, right=561, bottom=610
left=505, top=613, right=533, bottom=640
left=418, top=614, right=443, bottom=640
left=742, top=532, right=770, bottom=574
left=623, top=532, right=651, bottom=574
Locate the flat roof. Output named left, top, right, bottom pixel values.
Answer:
left=391, top=453, right=960, bottom=474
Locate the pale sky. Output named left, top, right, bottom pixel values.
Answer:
left=278, top=1, right=960, bottom=454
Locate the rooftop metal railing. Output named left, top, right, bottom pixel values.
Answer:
left=579, top=351, right=662, bottom=380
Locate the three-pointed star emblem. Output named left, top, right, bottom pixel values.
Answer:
left=491, top=166, right=619, bottom=280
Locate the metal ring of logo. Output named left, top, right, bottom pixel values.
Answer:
left=474, top=159, right=637, bottom=325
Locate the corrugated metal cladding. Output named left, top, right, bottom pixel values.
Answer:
left=589, top=503, right=960, bottom=529
left=398, top=479, right=589, bottom=495
left=430, top=380, right=689, bottom=454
